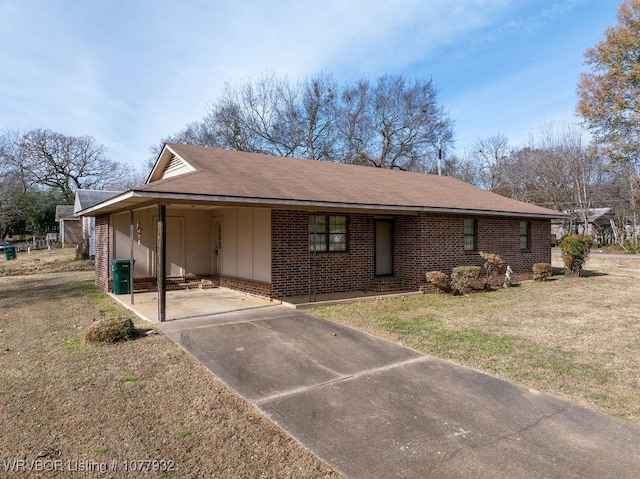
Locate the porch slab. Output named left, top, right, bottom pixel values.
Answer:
left=111, top=287, right=280, bottom=322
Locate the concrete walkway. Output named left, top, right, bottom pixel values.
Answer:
left=159, top=307, right=640, bottom=479
left=112, top=287, right=280, bottom=322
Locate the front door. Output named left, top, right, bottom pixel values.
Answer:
left=375, top=220, right=393, bottom=276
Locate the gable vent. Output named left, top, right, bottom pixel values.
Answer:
left=161, top=154, right=194, bottom=179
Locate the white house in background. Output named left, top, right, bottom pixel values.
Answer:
left=74, top=190, right=124, bottom=258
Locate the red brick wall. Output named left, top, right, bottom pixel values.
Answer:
left=271, top=210, right=377, bottom=298
left=395, top=214, right=551, bottom=288
left=271, top=210, right=551, bottom=298
left=219, top=276, right=272, bottom=298
left=95, top=215, right=110, bottom=292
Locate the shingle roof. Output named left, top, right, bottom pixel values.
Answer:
left=55, top=205, right=77, bottom=221
left=74, top=189, right=124, bottom=215
left=131, top=144, right=561, bottom=218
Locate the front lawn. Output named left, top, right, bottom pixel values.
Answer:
left=313, top=255, right=640, bottom=424
left=0, top=265, right=340, bottom=478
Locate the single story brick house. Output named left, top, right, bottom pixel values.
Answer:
left=77, top=143, right=562, bottom=313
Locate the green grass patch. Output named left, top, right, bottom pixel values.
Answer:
left=314, top=281, right=630, bottom=419
left=60, top=337, right=84, bottom=352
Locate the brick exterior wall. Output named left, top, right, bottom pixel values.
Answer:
left=395, top=214, right=550, bottom=289
left=96, top=209, right=550, bottom=299
left=271, top=210, right=378, bottom=298
left=219, top=276, right=272, bottom=298
left=94, top=215, right=110, bottom=292
left=271, top=209, right=551, bottom=298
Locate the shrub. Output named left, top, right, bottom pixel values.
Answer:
left=425, top=271, right=451, bottom=293
left=479, top=251, right=506, bottom=287
left=624, top=240, right=639, bottom=255
left=450, top=266, right=481, bottom=294
left=85, top=315, right=135, bottom=343
left=560, top=234, right=594, bottom=277
left=532, top=262, right=552, bottom=281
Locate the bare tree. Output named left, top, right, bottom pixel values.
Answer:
left=155, top=71, right=454, bottom=171
left=298, top=71, right=339, bottom=161
left=207, top=73, right=301, bottom=156
left=472, top=134, right=511, bottom=192
left=500, top=122, right=608, bottom=226
left=7, top=129, right=130, bottom=203
left=427, top=153, right=480, bottom=184
left=338, top=74, right=454, bottom=171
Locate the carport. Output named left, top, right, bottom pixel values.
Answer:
left=112, top=287, right=280, bottom=322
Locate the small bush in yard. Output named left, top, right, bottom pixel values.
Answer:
left=450, top=266, right=481, bottom=294
left=479, top=251, right=506, bottom=287
left=85, top=315, right=135, bottom=343
left=560, top=234, right=594, bottom=277
left=426, top=271, right=451, bottom=293
left=532, top=262, right=552, bottom=281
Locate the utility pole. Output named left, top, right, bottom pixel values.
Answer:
left=437, top=137, right=442, bottom=176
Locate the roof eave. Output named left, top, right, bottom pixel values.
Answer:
left=79, top=190, right=565, bottom=219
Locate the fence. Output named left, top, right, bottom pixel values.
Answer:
left=11, top=235, right=60, bottom=252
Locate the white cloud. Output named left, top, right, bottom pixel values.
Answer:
left=0, top=0, right=618, bottom=168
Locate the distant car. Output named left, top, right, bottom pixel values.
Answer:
left=0, top=239, right=14, bottom=252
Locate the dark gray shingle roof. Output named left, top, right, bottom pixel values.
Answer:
left=74, top=189, right=124, bottom=215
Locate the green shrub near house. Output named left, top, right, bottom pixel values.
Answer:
left=560, top=234, right=594, bottom=277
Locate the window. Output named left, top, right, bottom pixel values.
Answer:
left=309, top=215, right=347, bottom=252
left=464, top=218, right=477, bottom=251
left=520, top=220, right=531, bottom=250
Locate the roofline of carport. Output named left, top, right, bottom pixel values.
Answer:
left=77, top=190, right=568, bottom=219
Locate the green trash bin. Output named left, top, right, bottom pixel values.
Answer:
left=112, top=259, right=132, bottom=295
left=4, top=245, right=17, bottom=261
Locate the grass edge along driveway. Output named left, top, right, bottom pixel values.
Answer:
left=0, top=270, right=341, bottom=479
left=313, top=255, right=640, bottom=425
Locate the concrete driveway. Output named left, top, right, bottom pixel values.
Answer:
left=159, top=306, right=640, bottom=479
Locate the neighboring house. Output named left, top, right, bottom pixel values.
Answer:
left=55, top=205, right=80, bottom=246
left=77, top=144, right=563, bottom=304
left=74, top=190, right=124, bottom=258
left=551, top=208, right=617, bottom=245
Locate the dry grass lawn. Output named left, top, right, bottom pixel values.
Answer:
left=0, top=247, right=94, bottom=276
left=0, top=251, right=340, bottom=478
left=314, top=253, right=640, bottom=425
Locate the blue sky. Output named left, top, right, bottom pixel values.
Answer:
left=0, top=0, right=619, bottom=170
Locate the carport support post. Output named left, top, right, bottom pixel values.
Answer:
left=129, top=210, right=135, bottom=305
left=157, top=204, right=166, bottom=322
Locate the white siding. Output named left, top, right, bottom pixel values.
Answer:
left=222, top=207, right=271, bottom=282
